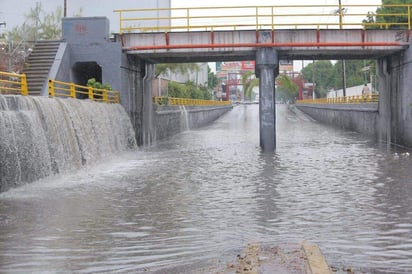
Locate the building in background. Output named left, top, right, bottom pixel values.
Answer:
left=215, top=60, right=299, bottom=101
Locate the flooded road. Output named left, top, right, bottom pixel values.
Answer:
left=0, top=104, right=411, bottom=273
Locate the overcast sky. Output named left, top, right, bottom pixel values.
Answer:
left=1, top=0, right=382, bottom=32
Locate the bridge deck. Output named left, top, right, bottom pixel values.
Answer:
left=120, top=29, right=410, bottom=63
left=116, top=4, right=411, bottom=62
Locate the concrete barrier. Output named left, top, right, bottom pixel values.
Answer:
left=296, top=103, right=379, bottom=138
left=153, top=105, right=232, bottom=141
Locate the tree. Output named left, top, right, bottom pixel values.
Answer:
left=363, top=0, right=411, bottom=29
left=241, top=71, right=259, bottom=101
left=276, top=74, right=298, bottom=102
left=167, top=80, right=211, bottom=100
left=207, top=66, right=219, bottom=91
left=9, top=3, right=63, bottom=42
left=155, top=63, right=199, bottom=78
left=301, top=60, right=336, bottom=97
left=300, top=59, right=376, bottom=98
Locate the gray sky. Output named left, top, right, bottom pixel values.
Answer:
left=1, top=0, right=381, bottom=33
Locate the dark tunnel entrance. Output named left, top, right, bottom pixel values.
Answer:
left=72, top=62, right=102, bottom=98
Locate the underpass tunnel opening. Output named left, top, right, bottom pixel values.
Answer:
left=72, top=62, right=102, bottom=99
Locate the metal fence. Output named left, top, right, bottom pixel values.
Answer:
left=153, top=96, right=231, bottom=106
left=0, top=71, right=28, bottom=95
left=297, top=94, right=379, bottom=104
left=115, top=4, right=412, bottom=33
left=48, top=79, right=120, bottom=104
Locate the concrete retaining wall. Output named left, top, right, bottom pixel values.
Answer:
left=296, top=103, right=379, bottom=138
left=154, top=105, right=232, bottom=141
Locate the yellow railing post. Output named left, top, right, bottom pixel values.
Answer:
left=115, top=92, right=120, bottom=103
left=48, top=79, right=55, bottom=97
left=256, top=6, right=259, bottom=31
left=88, top=86, right=94, bottom=100
left=119, top=11, right=123, bottom=35
left=103, top=89, right=108, bottom=102
left=271, top=6, right=275, bottom=31
left=20, top=74, right=28, bottom=96
left=70, top=83, right=76, bottom=98
left=186, top=8, right=190, bottom=32
left=408, top=5, right=411, bottom=30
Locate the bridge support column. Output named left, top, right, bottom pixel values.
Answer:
left=256, top=48, right=279, bottom=152
left=121, top=56, right=156, bottom=146
left=142, top=63, right=155, bottom=146
left=377, top=57, right=392, bottom=148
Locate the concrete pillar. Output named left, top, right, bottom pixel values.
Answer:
left=377, top=57, right=391, bottom=148
left=142, top=63, right=155, bottom=146
left=120, top=55, right=145, bottom=146
left=256, top=48, right=279, bottom=151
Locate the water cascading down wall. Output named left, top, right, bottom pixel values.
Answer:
left=0, top=95, right=137, bottom=192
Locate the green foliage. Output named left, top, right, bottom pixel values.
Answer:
left=276, top=74, right=298, bottom=102
left=167, top=81, right=211, bottom=100
left=87, top=78, right=113, bottom=90
left=300, top=60, right=375, bottom=98
left=241, top=71, right=259, bottom=101
left=207, top=66, right=219, bottom=91
left=8, top=3, right=63, bottom=41
left=155, top=63, right=199, bottom=77
left=363, top=0, right=411, bottom=29
left=301, top=61, right=335, bottom=97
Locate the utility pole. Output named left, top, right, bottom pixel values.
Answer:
left=338, top=0, right=346, bottom=97
left=64, top=0, right=67, bottom=17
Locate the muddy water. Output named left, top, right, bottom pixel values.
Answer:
left=0, top=104, right=411, bottom=273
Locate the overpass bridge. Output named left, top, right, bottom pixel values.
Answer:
left=114, top=4, right=411, bottom=151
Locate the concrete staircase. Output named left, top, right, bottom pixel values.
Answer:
left=24, top=40, right=61, bottom=95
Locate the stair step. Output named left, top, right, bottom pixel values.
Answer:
left=24, top=40, right=63, bottom=94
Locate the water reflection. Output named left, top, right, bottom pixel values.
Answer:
left=0, top=104, right=411, bottom=273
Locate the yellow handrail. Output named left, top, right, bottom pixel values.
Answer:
left=48, top=79, right=120, bottom=104
left=153, top=96, right=231, bottom=106
left=114, top=4, right=412, bottom=34
left=297, top=94, right=379, bottom=104
left=0, top=71, right=28, bottom=96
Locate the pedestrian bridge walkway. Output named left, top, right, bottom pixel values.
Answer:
left=115, top=4, right=411, bottom=62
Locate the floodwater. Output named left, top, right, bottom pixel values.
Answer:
left=0, top=104, right=411, bottom=273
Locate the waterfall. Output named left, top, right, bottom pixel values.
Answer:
left=0, top=95, right=136, bottom=192
left=179, top=105, right=190, bottom=131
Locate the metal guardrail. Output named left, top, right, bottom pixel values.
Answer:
left=48, top=79, right=120, bottom=104
left=0, top=71, right=28, bottom=95
left=297, top=94, right=379, bottom=104
left=153, top=96, right=231, bottom=106
left=115, top=4, right=412, bottom=34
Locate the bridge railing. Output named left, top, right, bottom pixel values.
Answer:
left=153, top=96, right=231, bottom=106
left=297, top=94, right=379, bottom=104
left=0, top=71, right=28, bottom=96
left=48, top=79, right=120, bottom=104
left=115, top=4, right=411, bottom=34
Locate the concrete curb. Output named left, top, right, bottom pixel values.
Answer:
left=302, top=241, right=332, bottom=274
